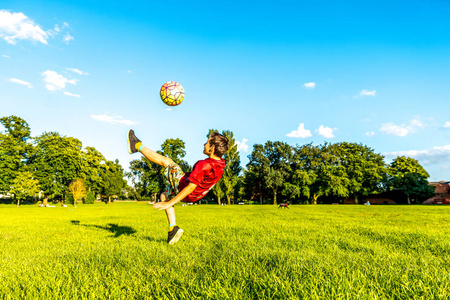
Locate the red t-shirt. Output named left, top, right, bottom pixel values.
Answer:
left=178, top=158, right=225, bottom=202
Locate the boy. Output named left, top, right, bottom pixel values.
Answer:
left=127, top=129, right=229, bottom=244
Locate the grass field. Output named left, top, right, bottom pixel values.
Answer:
left=0, top=202, right=449, bottom=299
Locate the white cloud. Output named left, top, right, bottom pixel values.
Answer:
left=286, top=123, right=312, bottom=138
left=366, top=131, right=375, bottom=137
left=42, top=70, right=77, bottom=91
left=8, top=78, right=32, bottom=88
left=443, top=121, right=450, bottom=128
left=316, top=125, right=335, bottom=138
left=236, top=138, right=249, bottom=152
left=360, top=89, right=376, bottom=96
left=63, top=91, right=80, bottom=98
left=91, top=114, right=139, bottom=126
left=380, top=123, right=411, bottom=137
left=0, top=10, right=72, bottom=46
left=384, top=145, right=450, bottom=165
left=2, top=54, right=10, bottom=58
left=0, top=10, right=48, bottom=44
left=409, top=116, right=425, bottom=128
left=380, top=116, right=426, bottom=137
left=63, top=33, right=73, bottom=44
left=67, top=68, right=88, bottom=76
left=303, top=82, right=316, bottom=89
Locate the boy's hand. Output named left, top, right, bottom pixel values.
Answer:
left=153, top=183, right=197, bottom=211
left=153, top=202, right=173, bottom=210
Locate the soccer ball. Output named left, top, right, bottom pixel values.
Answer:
left=160, top=81, right=185, bottom=106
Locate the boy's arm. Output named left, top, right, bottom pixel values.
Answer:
left=153, top=183, right=197, bottom=210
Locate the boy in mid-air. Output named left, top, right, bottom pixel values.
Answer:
left=127, top=130, right=229, bottom=244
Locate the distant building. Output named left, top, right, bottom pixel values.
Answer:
left=424, top=181, right=450, bottom=204
left=343, top=190, right=405, bottom=204
left=0, top=192, right=12, bottom=199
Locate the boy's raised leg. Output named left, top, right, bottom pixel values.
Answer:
left=127, top=129, right=172, bottom=167
left=140, top=147, right=172, bottom=167
left=127, top=129, right=142, bottom=154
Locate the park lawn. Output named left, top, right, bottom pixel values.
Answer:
left=0, top=202, right=449, bottom=299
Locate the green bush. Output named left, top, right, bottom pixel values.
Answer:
left=66, top=194, right=74, bottom=205
left=142, top=196, right=153, bottom=202
left=84, top=191, right=95, bottom=204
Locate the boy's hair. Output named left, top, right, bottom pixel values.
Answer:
left=209, top=132, right=229, bottom=157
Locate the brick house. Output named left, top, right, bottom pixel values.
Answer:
left=343, top=190, right=405, bottom=204
left=424, top=181, right=450, bottom=204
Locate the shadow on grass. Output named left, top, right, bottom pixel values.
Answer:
left=141, top=236, right=166, bottom=243
left=71, top=220, right=136, bottom=238
left=71, top=220, right=166, bottom=242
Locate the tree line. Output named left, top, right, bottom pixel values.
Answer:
left=0, top=115, right=435, bottom=206
left=0, top=116, right=126, bottom=206
left=244, top=141, right=434, bottom=205
left=127, top=131, right=435, bottom=205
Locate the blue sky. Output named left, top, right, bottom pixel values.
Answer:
left=1, top=0, right=450, bottom=181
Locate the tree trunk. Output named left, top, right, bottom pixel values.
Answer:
left=227, top=196, right=231, bottom=205
left=74, top=197, right=77, bottom=208
left=43, top=196, right=48, bottom=206
left=407, top=195, right=411, bottom=205
left=273, top=189, right=277, bottom=205
left=354, top=195, right=359, bottom=204
left=218, top=197, right=221, bottom=205
left=313, top=194, right=319, bottom=205
left=108, top=196, right=111, bottom=204
left=17, top=198, right=20, bottom=207
left=260, top=194, right=262, bottom=205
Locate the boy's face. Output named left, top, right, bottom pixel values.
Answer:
left=203, top=137, right=214, bottom=156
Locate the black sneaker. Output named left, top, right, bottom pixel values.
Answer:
left=127, top=129, right=141, bottom=154
left=167, top=226, right=184, bottom=245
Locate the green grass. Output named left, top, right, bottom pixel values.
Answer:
left=1, top=203, right=449, bottom=299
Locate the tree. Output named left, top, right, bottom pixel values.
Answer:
left=264, top=141, right=293, bottom=205
left=286, top=143, right=320, bottom=204
left=31, top=132, right=84, bottom=205
left=0, top=134, right=21, bottom=193
left=220, top=130, right=241, bottom=205
left=247, top=141, right=293, bottom=205
left=0, top=116, right=33, bottom=194
left=68, top=178, right=87, bottom=208
left=127, top=157, right=163, bottom=201
left=389, top=156, right=435, bottom=204
left=246, top=144, right=270, bottom=204
left=212, top=179, right=226, bottom=205
left=331, top=142, right=387, bottom=204
left=81, top=147, right=107, bottom=197
left=101, top=159, right=126, bottom=204
left=265, top=167, right=285, bottom=204
left=159, top=138, right=190, bottom=172
left=285, top=143, right=350, bottom=204
left=11, top=171, right=40, bottom=207
left=85, top=190, right=96, bottom=204
left=0, top=115, right=31, bottom=141
left=235, top=175, right=246, bottom=203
